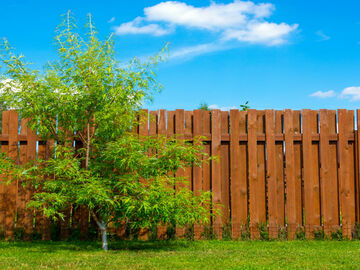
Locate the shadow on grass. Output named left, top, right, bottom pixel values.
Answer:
left=0, top=240, right=193, bottom=253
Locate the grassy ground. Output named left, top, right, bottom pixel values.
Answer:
left=0, top=240, right=359, bottom=269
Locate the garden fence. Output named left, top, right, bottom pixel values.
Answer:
left=0, top=109, right=359, bottom=240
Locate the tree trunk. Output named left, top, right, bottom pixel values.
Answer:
left=99, top=224, right=108, bottom=251
left=91, top=211, right=108, bottom=251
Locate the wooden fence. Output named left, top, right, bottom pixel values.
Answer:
left=0, top=109, right=360, bottom=240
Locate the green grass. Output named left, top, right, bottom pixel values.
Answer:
left=0, top=240, right=359, bottom=269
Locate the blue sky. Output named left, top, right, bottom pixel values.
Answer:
left=1, top=0, right=360, bottom=110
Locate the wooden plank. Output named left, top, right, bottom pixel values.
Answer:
left=0, top=112, right=9, bottom=235
left=138, top=109, right=149, bottom=240
left=184, top=111, right=193, bottom=191
left=211, top=110, right=222, bottom=238
left=175, top=109, right=186, bottom=238
left=265, top=110, right=277, bottom=239
left=320, top=109, right=340, bottom=235
left=347, top=110, right=356, bottom=237
left=328, top=110, right=340, bottom=231
left=25, top=119, right=37, bottom=239
left=256, top=111, right=267, bottom=227
left=293, top=111, right=303, bottom=230
left=193, top=109, right=203, bottom=239
left=319, top=109, right=329, bottom=235
left=0, top=132, right=355, bottom=143
left=338, top=110, right=356, bottom=238
left=17, top=118, right=34, bottom=239
left=303, top=109, right=321, bottom=238
left=202, top=110, right=211, bottom=237
left=220, top=111, right=230, bottom=229
left=157, top=110, right=167, bottom=240
left=4, top=111, right=18, bottom=239
left=356, top=110, right=360, bottom=224
left=230, top=110, right=241, bottom=238
left=275, top=111, right=285, bottom=227
left=238, top=111, right=248, bottom=235
left=34, top=140, right=51, bottom=240
left=202, top=110, right=211, bottom=193
left=247, top=109, right=259, bottom=239
left=284, top=109, right=297, bottom=239
left=149, top=111, right=157, bottom=137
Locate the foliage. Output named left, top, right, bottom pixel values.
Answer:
left=313, top=228, right=325, bottom=240
left=259, top=223, right=269, bottom=240
left=198, top=102, right=210, bottom=111
left=0, top=12, right=216, bottom=250
left=295, top=227, right=305, bottom=240
left=240, top=101, right=250, bottom=111
left=331, top=229, right=343, bottom=241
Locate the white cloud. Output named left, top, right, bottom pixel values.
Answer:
left=310, top=90, right=336, bottom=98
left=316, top=30, right=330, bottom=41
left=114, top=17, right=173, bottom=36
left=340, top=86, right=360, bottom=101
left=115, top=1, right=297, bottom=46
left=223, top=22, right=298, bottom=45
left=169, top=42, right=228, bottom=59
left=143, top=1, right=274, bottom=31
left=209, top=104, right=237, bottom=111
left=108, top=17, right=116, bottom=23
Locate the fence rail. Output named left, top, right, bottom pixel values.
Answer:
left=0, top=109, right=359, bottom=240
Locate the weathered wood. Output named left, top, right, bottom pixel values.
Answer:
left=0, top=108, right=359, bottom=241
left=211, top=110, right=222, bottom=238
left=256, top=111, right=266, bottom=228
left=356, top=110, right=360, bottom=225
left=17, top=118, right=34, bottom=239
left=193, top=109, right=203, bottom=239
left=175, top=109, right=186, bottom=238
left=303, top=109, right=321, bottom=238
left=220, top=111, right=230, bottom=229
left=284, top=109, right=297, bottom=239
left=156, top=109, right=167, bottom=240
left=275, top=111, right=285, bottom=227
left=338, top=110, right=356, bottom=238
left=266, top=110, right=277, bottom=239
left=293, top=111, right=303, bottom=230
left=248, top=109, right=259, bottom=239
left=230, top=110, right=242, bottom=238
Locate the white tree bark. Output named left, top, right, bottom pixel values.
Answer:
left=91, top=211, right=108, bottom=251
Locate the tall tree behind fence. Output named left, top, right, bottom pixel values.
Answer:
left=0, top=109, right=359, bottom=240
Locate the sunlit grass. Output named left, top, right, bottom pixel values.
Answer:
left=0, top=240, right=359, bottom=269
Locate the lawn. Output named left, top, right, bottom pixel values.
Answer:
left=0, top=240, right=359, bottom=269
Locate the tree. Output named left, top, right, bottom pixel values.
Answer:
left=0, top=13, right=216, bottom=250
left=198, top=102, right=210, bottom=111
left=240, top=101, right=250, bottom=111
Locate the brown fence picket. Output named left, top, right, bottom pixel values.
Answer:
left=275, top=111, right=285, bottom=228
left=157, top=109, right=167, bottom=239
left=338, top=110, right=356, bottom=238
left=248, top=109, right=259, bottom=239
left=175, top=109, right=186, bottom=238
left=357, top=110, right=360, bottom=224
left=230, top=109, right=241, bottom=238
left=193, top=109, right=203, bottom=239
left=284, top=109, right=296, bottom=239
left=256, top=111, right=266, bottom=229
left=18, top=118, right=34, bottom=239
left=320, top=110, right=340, bottom=235
left=211, top=110, right=222, bottom=238
left=220, top=111, right=230, bottom=233
left=265, top=110, right=277, bottom=239
left=293, top=111, right=303, bottom=230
